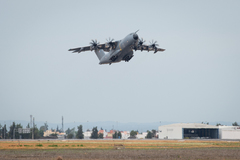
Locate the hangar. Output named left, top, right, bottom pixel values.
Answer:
left=219, top=126, right=240, bottom=139
left=158, top=123, right=219, bottom=139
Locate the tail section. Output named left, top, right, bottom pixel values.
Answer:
left=94, top=49, right=105, bottom=60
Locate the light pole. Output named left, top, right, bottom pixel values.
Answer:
left=13, top=125, right=15, bottom=139
left=159, top=121, right=161, bottom=139
left=117, top=121, right=118, bottom=131
left=87, top=121, right=89, bottom=131
left=4, top=121, right=5, bottom=139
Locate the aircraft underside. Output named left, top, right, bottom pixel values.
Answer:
left=99, top=49, right=134, bottom=65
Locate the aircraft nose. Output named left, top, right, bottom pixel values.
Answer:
left=133, top=33, right=138, bottom=40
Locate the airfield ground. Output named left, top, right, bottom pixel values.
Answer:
left=0, top=139, right=240, bottom=159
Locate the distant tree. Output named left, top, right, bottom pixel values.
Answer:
left=90, top=127, right=98, bottom=139
left=26, top=123, right=30, bottom=128
left=16, top=123, right=23, bottom=139
left=76, top=125, right=84, bottom=139
left=9, top=122, right=22, bottom=139
left=56, top=125, right=60, bottom=132
left=33, top=125, right=40, bottom=139
left=39, top=125, right=46, bottom=131
left=44, top=122, right=48, bottom=131
left=152, top=129, right=157, bottom=138
left=27, top=124, right=40, bottom=139
left=2, top=124, right=8, bottom=139
left=39, top=130, right=44, bottom=138
left=232, top=122, right=239, bottom=126
left=146, top=131, right=152, bottom=139
left=65, top=128, right=71, bottom=135
left=0, top=124, right=2, bottom=139
left=216, top=123, right=223, bottom=126
left=113, top=131, right=122, bottom=139
left=98, top=133, right=103, bottom=139
left=113, top=132, right=118, bottom=139
left=39, top=125, right=45, bottom=138
left=118, top=131, right=122, bottom=139
left=65, top=127, right=75, bottom=139
left=67, top=133, right=74, bottom=139
left=8, top=122, right=16, bottom=139
left=130, top=130, right=138, bottom=137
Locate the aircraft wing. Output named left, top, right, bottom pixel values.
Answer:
left=68, top=44, right=107, bottom=53
left=156, top=48, right=165, bottom=52
left=69, top=41, right=119, bottom=53
left=136, top=45, right=165, bottom=52
left=68, top=46, right=91, bottom=53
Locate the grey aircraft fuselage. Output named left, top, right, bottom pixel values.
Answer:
left=99, top=33, right=137, bottom=64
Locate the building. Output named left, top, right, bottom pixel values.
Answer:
left=43, top=130, right=60, bottom=137
left=104, top=130, right=116, bottom=139
left=98, top=129, right=107, bottom=138
left=43, top=130, right=66, bottom=139
left=57, top=133, right=66, bottom=139
left=158, top=123, right=219, bottom=139
left=83, top=130, right=92, bottom=139
left=219, top=126, right=240, bottom=139
left=121, top=131, right=130, bottom=139
left=136, top=132, right=147, bottom=139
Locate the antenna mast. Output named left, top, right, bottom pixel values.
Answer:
left=62, top=116, right=64, bottom=132
left=32, top=117, right=35, bottom=139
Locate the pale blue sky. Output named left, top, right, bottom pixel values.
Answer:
left=0, top=0, right=239, bottom=124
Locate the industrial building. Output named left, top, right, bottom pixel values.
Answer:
left=219, top=126, right=240, bottom=139
left=158, top=123, right=219, bottom=139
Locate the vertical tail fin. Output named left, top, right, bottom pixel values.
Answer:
left=94, top=49, right=105, bottom=60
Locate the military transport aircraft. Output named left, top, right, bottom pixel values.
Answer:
left=68, top=31, right=165, bottom=65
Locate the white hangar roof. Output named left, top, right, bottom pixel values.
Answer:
left=159, top=123, right=219, bottom=129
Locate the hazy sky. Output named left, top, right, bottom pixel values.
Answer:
left=0, top=0, right=239, bottom=124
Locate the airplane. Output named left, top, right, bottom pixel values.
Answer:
left=68, top=31, right=165, bottom=65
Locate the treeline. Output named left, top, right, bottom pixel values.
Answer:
left=65, top=126, right=106, bottom=139
left=216, top=122, right=239, bottom=126
left=0, top=122, right=55, bottom=139
left=0, top=122, right=42, bottom=139
left=0, top=123, right=108, bottom=139
left=1, top=121, right=239, bottom=139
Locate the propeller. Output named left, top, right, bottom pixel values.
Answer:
left=148, top=40, right=159, bottom=52
left=89, top=39, right=100, bottom=51
left=105, top=37, right=115, bottom=49
left=149, top=40, right=159, bottom=48
left=138, top=38, right=146, bottom=51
